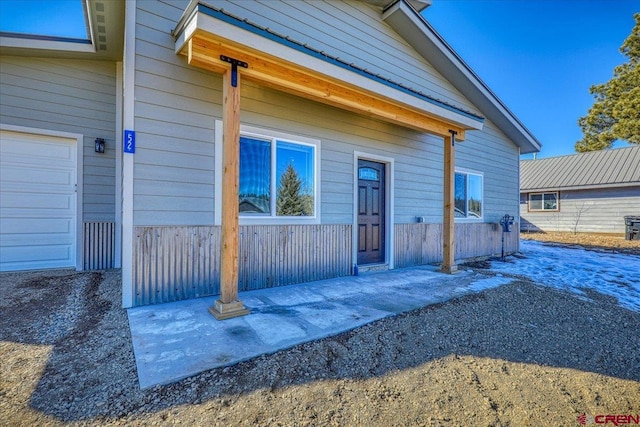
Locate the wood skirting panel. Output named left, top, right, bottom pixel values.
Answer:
left=238, top=225, right=352, bottom=291
left=133, top=226, right=220, bottom=306
left=394, top=223, right=443, bottom=266
left=83, top=222, right=115, bottom=270
left=394, top=222, right=519, bottom=268
left=132, top=223, right=514, bottom=306
left=132, top=224, right=352, bottom=306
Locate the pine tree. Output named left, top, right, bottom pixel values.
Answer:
left=575, top=13, right=640, bottom=152
left=276, top=164, right=312, bottom=216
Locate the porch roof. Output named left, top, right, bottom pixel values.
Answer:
left=172, top=0, right=485, bottom=140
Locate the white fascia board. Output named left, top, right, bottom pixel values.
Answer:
left=174, top=4, right=483, bottom=130
left=363, top=0, right=432, bottom=13
left=383, top=1, right=541, bottom=153
left=0, top=34, right=95, bottom=53
left=173, top=0, right=199, bottom=54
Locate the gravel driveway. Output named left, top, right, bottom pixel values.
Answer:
left=1, top=249, right=639, bottom=426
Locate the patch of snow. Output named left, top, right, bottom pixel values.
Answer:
left=491, top=240, right=640, bottom=312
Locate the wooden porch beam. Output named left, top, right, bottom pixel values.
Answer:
left=186, top=32, right=466, bottom=140
left=441, top=131, right=458, bottom=274
left=208, top=65, right=249, bottom=320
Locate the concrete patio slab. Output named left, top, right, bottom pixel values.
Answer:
left=128, top=266, right=513, bottom=389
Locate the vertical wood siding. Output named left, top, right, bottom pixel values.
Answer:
left=133, top=226, right=220, bottom=306
left=238, top=225, right=352, bottom=291
left=132, top=224, right=352, bottom=306
left=83, top=222, right=115, bottom=270
left=394, top=223, right=519, bottom=268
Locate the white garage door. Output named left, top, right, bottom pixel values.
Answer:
left=0, top=129, right=78, bottom=271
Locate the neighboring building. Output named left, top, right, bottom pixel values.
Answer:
left=520, top=146, right=640, bottom=234
left=1, top=0, right=540, bottom=309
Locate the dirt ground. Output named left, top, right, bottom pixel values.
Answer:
left=521, top=231, right=640, bottom=255
left=1, top=235, right=639, bottom=426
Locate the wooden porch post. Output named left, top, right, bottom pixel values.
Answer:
left=209, top=66, right=249, bottom=320
left=441, top=130, right=458, bottom=274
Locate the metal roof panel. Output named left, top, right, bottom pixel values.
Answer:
left=521, top=146, right=640, bottom=191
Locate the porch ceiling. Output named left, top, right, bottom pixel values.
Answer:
left=173, top=2, right=485, bottom=140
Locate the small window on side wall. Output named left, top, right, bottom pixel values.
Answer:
left=454, top=170, right=483, bottom=220
left=528, top=192, right=558, bottom=211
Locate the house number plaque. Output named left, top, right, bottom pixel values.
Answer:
left=124, top=130, right=135, bottom=153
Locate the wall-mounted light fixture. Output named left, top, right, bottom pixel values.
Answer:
left=95, top=138, right=105, bottom=153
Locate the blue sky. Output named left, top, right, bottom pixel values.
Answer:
left=424, top=0, right=638, bottom=159
left=0, top=0, right=86, bottom=39
left=1, top=0, right=636, bottom=159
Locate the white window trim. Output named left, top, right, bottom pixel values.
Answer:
left=528, top=191, right=559, bottom=212
left=353, top=151, right=395, bottom=269
left=454, top=168, right=484, bottom=222
left=214, top=122, right=321, bottom=225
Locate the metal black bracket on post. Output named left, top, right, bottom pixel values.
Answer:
left=220, top=55, right=248, bottom=88
left=448, top=129, right=457, bottom=146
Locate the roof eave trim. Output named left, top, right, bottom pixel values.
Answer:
left=0, top=31, right=95, bottom=53
left=383, top=0, right=542, bottom=153
left=521, top=181, right=640, bottom=193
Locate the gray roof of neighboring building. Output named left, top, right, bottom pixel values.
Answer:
left=520, top=145, right=640, bottom=192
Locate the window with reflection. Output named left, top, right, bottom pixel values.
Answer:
left=454, top=170, right=483, bottom=219
left=239, top=136, right=271, bottom=214
left=239, top=134, right=315, bottom=217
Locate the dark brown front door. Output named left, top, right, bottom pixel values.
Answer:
left=357, top=159, right=385, bottom=265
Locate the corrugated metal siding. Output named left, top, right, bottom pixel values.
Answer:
left=395, top=223, right=443, bottom=265
left=238, top=224, right=352, bottom=291
left=521, top=146, right=640, bottom=191
left=132, top=224, right=352, bottom=306
left=0, top=56, right=117, bottom=222
left=83, top=222, right=115, bottom=270
left=133, top=226, right=220, bottom=306
left=395, top=223, right=519, bottom=268
left=520, top=187, right=640, bottom=234
left=132, top=222, right=518, bottom=306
